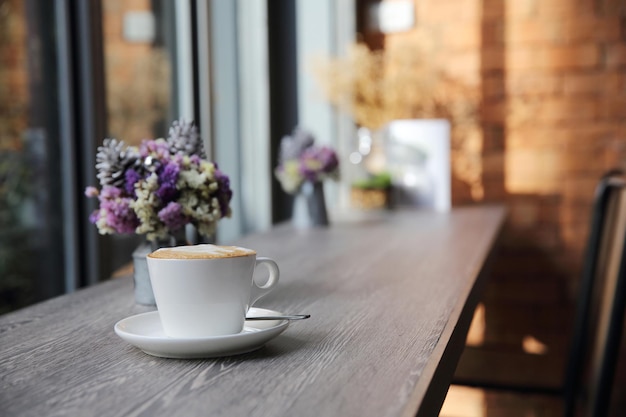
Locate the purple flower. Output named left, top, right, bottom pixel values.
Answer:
left=215, top=169, right=233, bottom=217
left=101, top=196, right=139, bottom=233
left=89, top=210, right=100, bottom=224
left=298, top=146, right=339, bottom=182
left=124, top=169, right=142, bottom=196
left=87, top=185, right=139, bottom=234
left=190, top=154, right=202, bottom=165
left=139, top=139, right=170, bottom=162
left=318, top=146, right=339, bottom=172
left=107, top=202, right=138, bottom=233
left=158, top=201, right=187, bottom=231
left=99, top=185, right=123, bottom=200
left=156, top=162, right=180, bottom=203
left=85, top=186, right=99, bottom=197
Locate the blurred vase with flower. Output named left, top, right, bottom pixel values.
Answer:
left=274, top=127, right=339, bottom=228
left=85, top=119, right=232, bottom=304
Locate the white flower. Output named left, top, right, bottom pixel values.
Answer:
left=275, top=160, right=304, bottom=194
left=179, top=169, right=207, bottom=189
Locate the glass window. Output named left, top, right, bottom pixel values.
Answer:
left=0, top=0, right=182, bottom=314
left=102, top=0, right=173, bottom=146
left=0, top=0, right=286, bottom=314
left=0, top=0, right=65, bottom=313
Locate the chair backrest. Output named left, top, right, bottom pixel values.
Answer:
left=563, top=173, right=626, bottom=417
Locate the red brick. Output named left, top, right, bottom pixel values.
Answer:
left=504, top=148, right=562, bottom=193
left=507, top=198, right=541, bottom=228
left=561, top=220, right=593, bottom=256
left=481, top=21, right=505, bottom=46
left=481, top=47, right=506, bottom=71
left=506, top=128, right=568, bottom=151
left=482, top=153, right=505, bottom=178
left=536, top=0, right=595, bottom=18
left=481, top=101, right=507, bottom=123
left=561, top=123, right=620, bottom=147
left=482, top=75, right=506, bottom=98
left=418, top=0, right=481, bottom=23
left=438, top=51, right=481, bottom=83
left=507, top=44, right=601, bottom=71
left=561, top=147, right=617, bottom=175
left=602, top=138, right=626, bottom=168
left=502, top=0, right=538, bottom=19
left=510, top=97, right=600, bottom=125
left=501, top=218, right=563, bottom=250
left=606, top=43, right=626, bottom=69
left=563, top=72, right=607, bottom=95
left=565, top=16, right=621, bottom=43
left=597, top=0, right=626, bottom=16
left=441, top=23, right=481, bottom=49
left=562, top=176, right=601, bottom=202
left=481, top=178, right=508, bottom=201
left=603, top=71, right=626, bottom=94
left=559, top=202, right=593, bottom=227
left=601, top=97, right=626, bottom=121
left=507, top=19, right=566, bottom=45
left=506, top=72, right=563, bottom=95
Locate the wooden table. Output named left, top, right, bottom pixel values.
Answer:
left=0, top=206, right=505, bottom=417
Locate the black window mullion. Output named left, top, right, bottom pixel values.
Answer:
left=56, top=0, right=109, bottom=289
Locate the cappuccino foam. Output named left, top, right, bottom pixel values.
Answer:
left=148, top=244, right=256, bottom=260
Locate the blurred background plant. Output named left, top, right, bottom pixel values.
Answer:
left=0, top=0, right=35, bottom=314
left=0, top=139, right=37, bottom=314
left=313, top=41, right=477, bottom=131
left=312, top=38, right=484, bottom=201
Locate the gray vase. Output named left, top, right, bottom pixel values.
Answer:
left=292, top=181, right=329, bottom=228
left=132, top=242, right=156, bottom=305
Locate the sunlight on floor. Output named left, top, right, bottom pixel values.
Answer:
left=522, top=335, right=549, bottom=355
left=466, top=303, right=486, bottom=347
left=440, top=385, right=486, bottom=417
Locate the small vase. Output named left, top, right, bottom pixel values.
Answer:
left=292, top=181, right=329, bottom=228
left=132, top=231, right=187, bottom=305
left=132, top=243, right=156, bottom=305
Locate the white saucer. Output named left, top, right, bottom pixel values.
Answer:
left=114, top=307, right=289, bottom=359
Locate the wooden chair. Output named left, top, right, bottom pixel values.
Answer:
left=563, top=173, right=626, bottom=417
left=441, top=173, right=626, bottom=417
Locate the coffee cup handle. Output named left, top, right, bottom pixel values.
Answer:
left=250, top=257, right=280, bottom=306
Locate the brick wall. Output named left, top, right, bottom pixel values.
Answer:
left=361, top=0, right=626, bottom=405
left=0, top=0, right=28, bottom=151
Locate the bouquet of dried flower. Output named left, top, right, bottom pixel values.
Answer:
left=312, top=39, right=485, bottom=200
left=311, top=41, right=478, bottom=131
left=85, top=119, right=232, bottom=241
left=274, top=127, right=340, bottom=194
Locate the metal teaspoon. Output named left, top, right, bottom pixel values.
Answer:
left=245, top=314, right=310, bottom=321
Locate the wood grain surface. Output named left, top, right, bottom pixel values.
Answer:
left=0, top=206, right=505, bottom=417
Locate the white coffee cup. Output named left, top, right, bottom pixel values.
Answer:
left=146, top=244, right=279, bottom=338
